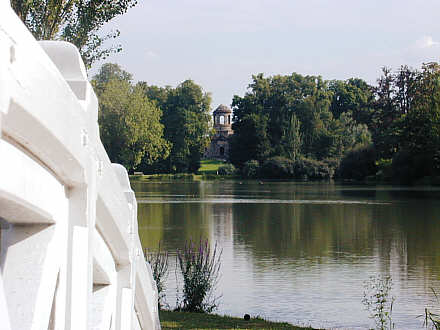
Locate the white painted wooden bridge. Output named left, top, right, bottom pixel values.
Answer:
left=0, top=2, right=160, bottom=329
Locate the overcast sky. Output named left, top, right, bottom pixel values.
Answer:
left=96, top=0, right=440, bottom=109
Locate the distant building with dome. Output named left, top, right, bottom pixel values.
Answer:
left=205, top=105, right=234, bottom=159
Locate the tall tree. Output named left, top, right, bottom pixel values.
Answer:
left=93, top=64, right=170, bottom=172
left=398, top=62, right=440, bottom=178
left=371, top=67, right=401, bottom=159
left=369, top=63, right=440, bottom=181
left=11, top=0, right=138, bottom=67
left=229, top=113, right=270, bottom=167
left=140, top=80, right=212, bottom=173
left=93, top=62, right=133, bottom=87
left=230, top=73, right=335, bottom=165
left=329, top=78, right=374, bottom=125
left=282, top=114, right=302, bottom=161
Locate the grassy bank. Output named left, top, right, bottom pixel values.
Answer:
left=130, top=173, right=201, bottom=182
left=130, top=160, right=238, bottom=182
left=198, top=159, right=226, bottom=175
left=159, top=310, right=316, bottom=330
left=130, top=173, right=238, bottom=182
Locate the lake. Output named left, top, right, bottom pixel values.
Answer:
left=132, top=180, right=440, bottom=329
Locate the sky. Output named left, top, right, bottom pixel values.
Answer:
left=95, top=0, right=440, bottom=110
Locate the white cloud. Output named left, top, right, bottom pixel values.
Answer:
left=145, top=50, right=158, bottom=58
left=416, top=36, right=439, bottom=48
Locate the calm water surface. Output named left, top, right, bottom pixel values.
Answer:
left=132, top=181, right=440, bottom=329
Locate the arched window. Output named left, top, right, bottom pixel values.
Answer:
left=220, top=147, right=225, bottom=156
left=220, top=115, right=225, bottom=125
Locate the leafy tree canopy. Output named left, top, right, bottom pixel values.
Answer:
left=92, top=64, right=170, bottom=172
left=138, top=80, right=213, bottom=173
left=230, top=73, right=371, bottom=168
left=328, top=78, right=374, bottom=125
left=11, top=0, right=138, bottom=67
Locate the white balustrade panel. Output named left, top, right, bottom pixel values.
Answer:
left=0, top=3, right=160, bottom=329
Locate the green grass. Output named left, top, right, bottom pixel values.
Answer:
left=130, top=173, right=199, bottom=182
left=129, top=160, right=235, bottom=182
left=159, top=310, right=317, bottom=330
left=198, top=159, right=227, bottom=175
left=130, top=173, right=237, bottom=182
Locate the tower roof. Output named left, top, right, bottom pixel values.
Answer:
left=213, top=104, right=232, bottom=114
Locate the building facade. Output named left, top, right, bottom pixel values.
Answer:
left=205, top=105, right=234, bottom=159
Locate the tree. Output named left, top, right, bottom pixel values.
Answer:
left=371, top=67, right=403, bottom=159
left=11, top=0, right=138, bottom=67
left=230, top=73, right=335, bottom=165
left=397, top=62, right=440, bottom=179
left=282, top=113, right=302, bottom=160
left=368, top=63, right=440, bottom=181
left=93, top=62, right=133, bottom=87
left=140, top=80, right=212, bottom=173
left=93, top=64, right=170, bottom=172
left=327, top=112, right=372, bottom=159
left=329, top=78, right=374, bottom=125
left=229, top=113, right=271, bottom=167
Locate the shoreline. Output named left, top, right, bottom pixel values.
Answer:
left=159, top=310, right=317, bottom=329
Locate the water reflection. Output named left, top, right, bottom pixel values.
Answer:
left=135, top=181, right=440, bottom=329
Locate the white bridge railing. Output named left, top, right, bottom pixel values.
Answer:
left=0, top=2, right=160, bottom=329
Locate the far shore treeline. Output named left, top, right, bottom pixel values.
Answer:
left=93, top=62, right=440, bottom=184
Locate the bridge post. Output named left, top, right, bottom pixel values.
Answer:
left=113, top=164, right=136, bottom=330
left=0, top=11, right=10, bottom=139
left=0, top=273, right=11, bottom=330
left=0, top=8, right=12, bottom=330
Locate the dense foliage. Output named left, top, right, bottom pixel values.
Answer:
left=229, top=73, right=371, bottom=178
left=217, top=164, right=236, bottom=175
left=371, top=63, right=440, bottom=182
left=176, top=240, right=222, bottom=313
left=93, top=64, right=169, bottom=172
left=258, top=156, right=333, bottom=180
left=230, top=64, right=440, bottom=183
left=93, top=64, right=211, bottom=174
left=11, top=0, right=138, bottom=67
left=94, top=62, right=440, bottom=182
left=336, top=144, right=376, bottom=180
left=139, top=81, right=212, bottom=173
left=241, top=160, right=260, bottom=178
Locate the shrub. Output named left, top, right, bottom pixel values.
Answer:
left=176, top=239, right=222, bottom=313
left=322, top=157, right=340, bottom=175
left=391, top=149, right=415, bottom=183
left=257, top=156, right=332, bottom=180
left=260, top=157, right=294, bottom=179
left=336, top=144, right=377, bottom=180
left=423, top=289, right=440, bottom=329
left=375, top=158, right=393, bottom=181
left=217, top=164, right=236, bottom=175
left=241, top=160, right=260, bottom=178
left=362, top=275, right=395, bottom=330
left=145, top=244, right=169, bottom=310
left=391, top=149, right=439, bottom=183
left=293, top=157, right=333, bottom=180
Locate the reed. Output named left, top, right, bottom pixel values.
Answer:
left=145, top=243, right=169, bottom=310
left=362, top=275, right=395, bottom=330
left=176, top=239, right=222, bottom=313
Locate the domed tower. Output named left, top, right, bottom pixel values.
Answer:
left=205, top=105, right=234, bottom=159
left=213, top=104, right=233, bottom=137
